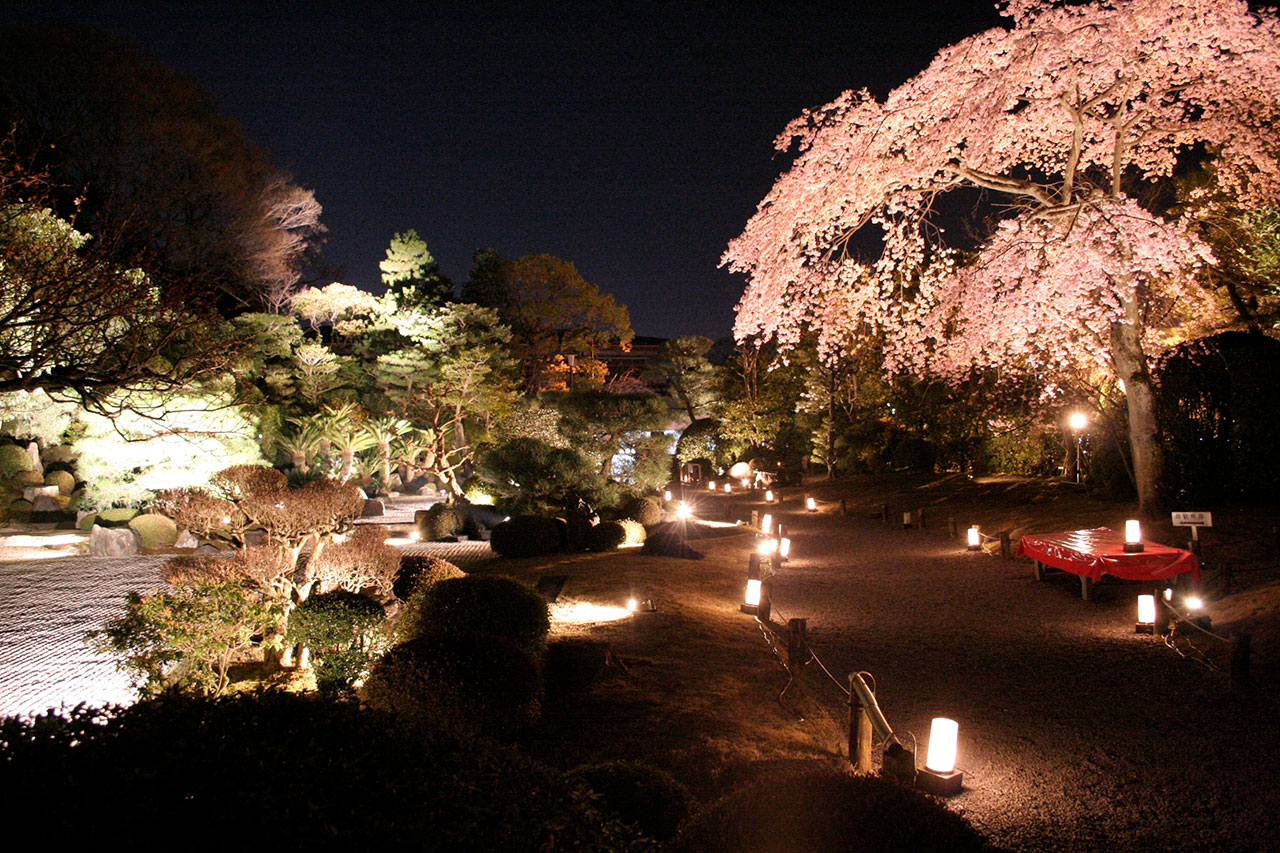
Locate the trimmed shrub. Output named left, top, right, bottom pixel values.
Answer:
left=670, top=769, right=989, bottom=853
left=414, top=503, right=462, bottom=541
left=490, top=514, right=562, bottom=557
left=0, top=692, right=643, bottom=849
left=0, top=444, right=34, bottom=478
left=567, top=760, right=694, bottom=844
left=308, top=524, right=400, bottom=600
left=641, top=524, right=703, bottom=560
left=401, top=575, right=549, bottom=651
left=97, top=507, right=139, bottom=527
left=587, top=520, right=627, bottom=552
left=128, top=513, right=179, bottom=549
left=364, top=631, right=543, bottom=738
left=394, top=554, right=466, bottom=600
left=6, top=498, right=31, bottom=523
left=621, top=496, right=662, bottom=527
left=286, top=590, right=386, bottom=697
left=619, top=518, right=646, bottom=546
left=545, top=639, right=616, bottom=696
left=43, top=469, right=75, bottom=496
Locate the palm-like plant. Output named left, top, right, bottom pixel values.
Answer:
left=320, top=402, right=376, bottom=483
left=275, top=419, right=327, bottom=472
left=364, top=416, right=414, bottom=487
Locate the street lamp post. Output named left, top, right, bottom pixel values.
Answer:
left=1068, top=412, right=1087, bottom=484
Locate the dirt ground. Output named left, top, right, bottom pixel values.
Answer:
left=490, top=475, right=1280, bottom=852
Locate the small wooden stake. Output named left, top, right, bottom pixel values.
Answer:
left=787, top=618, right=808, bottom=671
left=849, top=674, right=874, bottom=774
left=1231, top=631, right=1252, bottom=693
left=999, top=531, right=1013, bottom=560
left=947, top=517, right=957, bottom=539
left=917, top=507, right=927, bottom=529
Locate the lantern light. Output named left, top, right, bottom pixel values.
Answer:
left=757, top=538, right=777, bottom=556
left=967, top=526, right=981, bottom=551
left=1185, top=595, right=1204, bottom=611
left=761, top=513, right=773, bottom=534
left=741, top=554, right=763, bottom=614
left=1136, top=594, right=1156, bottom=633
left=765, top=489, right=775, bottom=503
left=676, top=502, right=691, bottom=520
left=742, top=479, right=751, bottom=489
left=724, top=483, right=732, bottom=493
left=1124, top=519, right=1144, bottom=552
left=916, top=717, right=964, bottom=796
left=663, top=489, right=672, bottom=502
left=627, top=597, right=639, bottom=613
left=779, top=537, right=791, bottom=559
left=1068, top=412, right=1088, bottom=431
left=1163, top=587, right=1173, bottom=601
left=806, top=496, right=817, bottom=512
left=708, top=480, right=716, bottom=491
left=744, top=579, right=762, bottom=607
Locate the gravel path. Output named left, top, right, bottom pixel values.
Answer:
left=761, top=503, right=1280, bottom=853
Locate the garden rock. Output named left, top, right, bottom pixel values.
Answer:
left=25, top=442, right=42, bottom=475
left=361, top=498, right=385, bottom=518
left=30, top=495, right=66, bottom=524
left=88, top=525, right=139, bottom=557
left=23, top=485, right=60, bottom=501
left=174, top=529, right=199, bottom=549
left=0, top=444, right=34, bottom=478
left=128, top=513, right=179, bottom=549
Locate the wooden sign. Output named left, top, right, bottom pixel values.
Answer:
left=1171, top=511, right=1213, bottom=528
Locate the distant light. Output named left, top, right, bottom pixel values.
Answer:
left=708, top=480, right=716, bottom=491
left=663, top=489, right=672, bottom=502
left=627, top=597, right=639, bottom=612
left=550, top=600, right=633, bottom=625
left=805, top=496, right=817, bottom=512
left=676, top=502, right=691, bottom=520
left=779, top=537, right=791, bottom=558
left=1186, top=596, right=1204, bottom=611
left=761, top=513, right=773, bottom=534
left=967, top=526, right=981, bottom=550
left=757, top=538, right=777, bottom=555
left=724, top=483, right=732, bottom=493
left=765, top=490, right=775, bottom=503
left=1163, top=587, right=1174, bottom=601
left=408, top=530, right=421, bottom=542
left=1068, top=412, right=1087, bottom=431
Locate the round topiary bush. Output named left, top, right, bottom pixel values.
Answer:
left=567, top=760, right=694, bottom=844
left=621, top=496, right=662, bottom=527
left=490, top=515, right=562, bottom=558
left=414, top=503, right=462, bottom=541
left=394, top=554, right=466, bottom=600
left=0, top=444, right=34, bottom=479
left=128, top=513, right=179, bottom=549
left=401, top=575, right=549, bottom=651
left=43, top=469, right=76, bottom=496
left=364, top=631, right=543, bottom=738
left=587, top=520, right=627, bottom=552
left=619, top=518, right=646, bottom=546
left=669, top=769, right=989, bottom=853
left=287, top=589, right=386, bottom=696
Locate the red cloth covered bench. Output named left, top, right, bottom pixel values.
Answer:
left=1016, top=527, right=1200, bottom=600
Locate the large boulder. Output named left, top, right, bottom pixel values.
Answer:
left=0, top=444, right=34, bottom=479
left=87, top=525, right=140, bottom=557
left=44, top=469, right=75, bottom=496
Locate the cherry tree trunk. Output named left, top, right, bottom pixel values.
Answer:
left=1110, top=316, right=1163, bottom=516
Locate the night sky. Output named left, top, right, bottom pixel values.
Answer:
left=3, top=0, right=1005, bottom=339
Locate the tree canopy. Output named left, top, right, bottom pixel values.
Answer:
left=724, top=0, right=1280, bottom=511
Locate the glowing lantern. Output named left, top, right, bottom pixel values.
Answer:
left=916, top=717, right=964, bottom=796
left=765, top=489, right=775, bottom=503
left=779, top=537, right=791, bottom=558
left=1136, top=594, right=1156, bottom=633
left=1186, top=595, right=1203, bottom=611
left=806, top=496, right=817, bottom=512
left=724, top=483, right=732, bottom=493
left=741, top=554, right=763, bottom=614
left=1124, top=519, right=1144, bottom=552
left=627, top=597, right=639, bottom=613
left=744, top=578, right=762, bottom=607
left=967, top=526, right=981, bottom=551
left=663, top=489, right=672, bottom=502
left=676, top=502, right=691, bottom=520
left=757, top=538, right=777, bottom=555
left=1163, top=587, right=1173, bottom=601
left=761, top=513, right=773, bottom=534
left=708, top=480, right=716, bottom=491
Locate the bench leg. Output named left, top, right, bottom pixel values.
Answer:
left=1080, top=575, right=1091, bottom=601
left=1033, top=561, right=1044, bottom=581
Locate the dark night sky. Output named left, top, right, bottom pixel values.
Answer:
left=2, top=0, right=1005, bottom=339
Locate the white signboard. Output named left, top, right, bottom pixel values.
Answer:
left=1171, top=511, right=1213, bottom=528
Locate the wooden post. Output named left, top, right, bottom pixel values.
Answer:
left=881, top=503, right=890, bottom=525
left=751, top=510, right=759, bottom=528
left=902, top=508, right=913, bottom=529
left=841, top=498, right=848, bottom=516
left=917, top=507, right=927, bottom=529
left=787, top=618, right=808, bottom=671
left=1230, top=631, right=1252, bottom=692
left=947, top=517, right=957, bottom=539
left=1080, top=574, right=1092, bottom=601
left=999, top=531, right=1013, bottom=560
left=1033, top=560, right=1044, bottom=581
left=1154, top=594, right=1171, bottom=636
left=1223, top=563, right=1234, bottom=597
left=849, top=674, right=874, bottom=774
left=758, top=580, right=772, bottom=623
